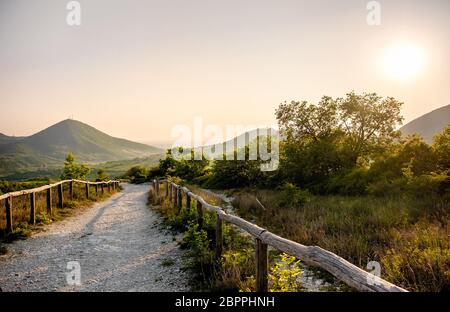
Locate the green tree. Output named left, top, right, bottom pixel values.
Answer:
left=95, top=169, right=109, bottom=181
left=124, top=166, right=148, bottom=183
left=433, top=125, right=450, bottom=171
left=276, top=96, right=338, bottom=142
left=275, top=92, right=404, bottom=192
left=60, top=153, right=90, bottom=180
left=337, top=92, right=403, bottom=163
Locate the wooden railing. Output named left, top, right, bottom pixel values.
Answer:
left=0, top=179, right=120, bottom=233
left=150, top=179, right=407, bottom=292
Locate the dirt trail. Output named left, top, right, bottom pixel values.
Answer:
left=0, top=183, right=189, bottom=292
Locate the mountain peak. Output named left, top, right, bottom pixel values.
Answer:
left=0, top=119, right=162, bottom=171
left=401, top=104, right=450, bottom=143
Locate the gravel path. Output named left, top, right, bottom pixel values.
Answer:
left=0, top=183, right=190, bottom=292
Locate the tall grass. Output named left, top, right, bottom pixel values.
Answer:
left=231, top=190, right=449, bottom=292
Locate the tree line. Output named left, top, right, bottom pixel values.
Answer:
left=132, top=92, right=448, bottom=201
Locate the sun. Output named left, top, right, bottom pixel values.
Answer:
left=383, top=43, right=425, bottom=80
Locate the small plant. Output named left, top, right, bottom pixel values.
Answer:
left=162, top=258, right=176, bottom=267
left=35, top=212, right=51, bottom=225
left=219, top=249, right=254, bottom=291
left=182, top=220, right=215, bottom=286
left=269, top=253, right=303, bottom=292
left=0, top=244, right=8, bottom=255
left=277, top=183, right=310, bottom=208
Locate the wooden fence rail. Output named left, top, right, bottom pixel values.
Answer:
left=150, top=179, right=407, bottom=293
left=0, top=179, right=120, bottom=233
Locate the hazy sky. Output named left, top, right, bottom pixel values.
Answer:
left=0, top=0, right=449, bottom=144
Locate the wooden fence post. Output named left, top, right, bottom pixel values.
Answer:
left=173, top=185, right=177, bottom=204
left=29, top=192, right=36, bottom=225
left=186, top=192, right=191, bottom=210
left=255, top=238, right=268, bottom=292
left=46, top=187, right=52, bottom=214
left=108, top=182, right=111, bottom=193
left=57, top=183, right=63, bottom=208
left=215, top=214, right=223, bottom=260
left=69, top=180, right=74, bottom=199
left=177, top=187, right=182, bottom=210
left=173, top=185, right=177, bottom=205
left=95, top=184, right=98, bottom=195
left=5, top=195, right=13, bottom=233
left=101, top=183, right=104, bottom=194
left=85, top=183, right=89, bottom=199
left=169, top=183, right=172, bottom=201
left=156, top=180, right=160, bottom=195
left=196, top=201, right=203, bottom=229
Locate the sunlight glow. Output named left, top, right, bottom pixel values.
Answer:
left=383, top=44, right=426, bottom=80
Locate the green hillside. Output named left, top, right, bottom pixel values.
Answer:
left=0, top=119, right=163, bottom=179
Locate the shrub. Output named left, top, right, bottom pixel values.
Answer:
left=269, top=253, right=303, bottom=292
left=277, top=183, right=310, bottom=208
left=123, top=166, right=148, bottom=184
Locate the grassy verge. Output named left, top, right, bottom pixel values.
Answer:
left=229, top=187, right=449, bottom=292
left=149, top=182, right=326, bottom=292
left=0, top=182, right=122, bottom=254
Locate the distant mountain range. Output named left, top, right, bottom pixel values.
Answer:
left=0, top=119, right=163, bottom=178
left=400, top=105, right=450, bottom=143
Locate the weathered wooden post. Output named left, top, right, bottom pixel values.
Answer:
left=173, top=185, right=177, bottom=205
left=255, top=238, right=268, bottom=292
left=186, top=192, right=191, bottom=210
left=165, top=180, right=169, bottom=197
left=5, top=195, right=13, bottom=233
left=57, top=183, right=64, bottom=208
left=169, top=183, right=173, bottom=201
left=215, top=214, right=223, bottom=260
left=177, top=187, right=182, bottom=210
left=29, top=192, right=36, bottom=225
left=69, top=180, right=74, bottom=199
left=108, top=182, right=111, bottom=193
left=85, top=183, right=89, bottom=199
left=197, top=200, right=203, bottom=229
left=46, top=187, right=52, bottom=214
left=156, top=180, right=160, bottom=196
left=95, top=184, right=98, bottom=195
left=173, top=186, right=177, bottom=207
left=101, top=183, right=105, bottom=194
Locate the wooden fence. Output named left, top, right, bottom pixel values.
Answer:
left=0, top=179, right=120, bottom=233
left=150, top=179, right=407, bottom=292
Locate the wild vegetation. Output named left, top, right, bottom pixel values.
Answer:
left=149, top=183, right=309, bottom=292
left=146, top=92, right=449, bottom=292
